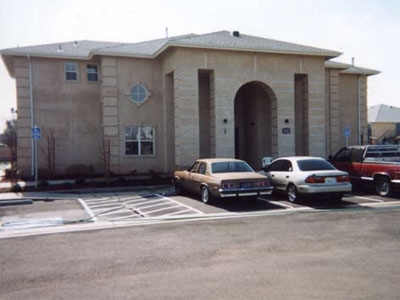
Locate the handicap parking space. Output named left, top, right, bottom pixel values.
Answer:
left=1, top=186, right=399, bottom=233
left=81, top=192, right=205, bottom=221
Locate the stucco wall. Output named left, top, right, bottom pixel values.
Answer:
left=13, top=46, right=364, bottom=176
left=15, top=56, right=103, bottom=177
left=163, top=48, right=327, bottom=167
left=339, top=74, right=368, bottom=147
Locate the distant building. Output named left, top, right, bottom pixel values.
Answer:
left=368, top=104, right=400, bottom=144
left=1, top=31, right=379, bottom=177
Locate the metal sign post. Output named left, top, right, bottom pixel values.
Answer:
left=31, top=126, right=41, bottom=189
left=344, top=126, right=351, bottom=146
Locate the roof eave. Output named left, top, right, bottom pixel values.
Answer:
left=153, top=43, right=341, bottom=59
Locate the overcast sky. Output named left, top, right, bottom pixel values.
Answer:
left=0, top=0, right=399, bottom=132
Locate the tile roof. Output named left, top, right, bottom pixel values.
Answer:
left=368, top=104, right=400, bottom=123
left=1, top=30, right=341, bottom=59
left=325, top=60, right=380, bottom=76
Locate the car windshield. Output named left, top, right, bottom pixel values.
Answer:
left=297, top=159, right=336, bottom=171
left=211, top=161, right=254, bottom=173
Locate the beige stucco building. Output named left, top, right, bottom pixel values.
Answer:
left=1, top=31, right=379, bottom=177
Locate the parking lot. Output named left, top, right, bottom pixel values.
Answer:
left=75, top=186, right=400, bottom=222
left=1, top=185, right=399, bottom=235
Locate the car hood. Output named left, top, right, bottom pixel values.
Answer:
left=211, top=172, right=268, bottom=180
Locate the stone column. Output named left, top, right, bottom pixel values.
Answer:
left=100, top=57, right=120, bottom=174
left=174, top=68, right=199, bottom=167
left=326, top=69, right=341, bottom=155
left=308, top=77, right=326, bottom=157
left=358, top=76, right=368, bottom=144
left=213, top=77, right=236, bottom=158
left=14, top=57, right=32, bottom=177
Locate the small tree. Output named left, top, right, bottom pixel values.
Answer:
left=1, top=119, right=18, bottom=184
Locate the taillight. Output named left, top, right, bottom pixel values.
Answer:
left=305, top=175, right=325, bottom=184
left=221, top=182, right=239, bottom=189
left=336, top=175, right=349, bottom=182
left=255, top=180, right=270, bottom=187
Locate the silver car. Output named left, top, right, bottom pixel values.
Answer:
left=263, top=156, right=352, bottom=202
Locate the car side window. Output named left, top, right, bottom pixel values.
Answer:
left=333, top=148, right=352, bottom=162
left=281, top=160, right=293, bottom=172
left=351, top=148, right=365, bottom=162
left=197, top=162, right=207, bottom=174
left=266, top=160, right=292, bottom=172
left=188, top=162, right=200, bottom=173
left=266, top=160, right=281, bottom=172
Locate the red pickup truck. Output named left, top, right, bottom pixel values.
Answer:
left=330, top=145, right=400, bottom=196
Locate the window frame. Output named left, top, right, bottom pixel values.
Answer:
left=124, top=125, right=155, bottom=156
left=129, top=84, right=149, bottom=105
left=86, top=64, right=98, bottom=82
left=65, top=61, right=78, bottom=81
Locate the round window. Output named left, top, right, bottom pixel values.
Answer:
left=129, top=84, right=149, bottom=105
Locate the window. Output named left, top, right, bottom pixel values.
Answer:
left=188, top=162, right=200, bottom=173
left=129, top=84, right=149, bottom=105
left=197, top=162, right=207, bottom=174
left=266, top=160, right=292, bottom=172
left=125, top=126, right=154, bottom=155
left=65, top=62, right=78, bottom=81
left=87, top=64, right=98, bottom=82
left=211, top=161, right=253, bottom=173
left=297, top=159, right=335, bottom=171
left=333, top=148, right=352, bottom=162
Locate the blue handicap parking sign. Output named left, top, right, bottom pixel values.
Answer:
left=344, top=126, right=351, bottom=137
left=31, top=126, right=41, bottom=140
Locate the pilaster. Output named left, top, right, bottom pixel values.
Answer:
left=101, top=57, right=120, bottom=173
left=174, top=68, right=199, bottom=167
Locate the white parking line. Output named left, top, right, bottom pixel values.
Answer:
left=77, top=198, right=98, bottom=222
left=144, top=204, right=183, bottom=215
left=258, top=197, right=296, bottom=209
left=108, top=214, right=141, bottom=221
left=351, top=195, right=384, bottom=203
left=90, top=202, right=121, bottom=209
left=96, top=208, right=132, bottom=216
left=130, top=198, right=166, bottom=206
left=164, top=208, right=196, bottom=216
left=155, top=194, right=205, bottom=215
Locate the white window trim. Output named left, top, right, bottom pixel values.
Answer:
left=125, top=125, right=156, bottom=156
left=64, top=61, right=79, bottom=81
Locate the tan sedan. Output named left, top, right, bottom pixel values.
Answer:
left=173, top=158, right=273, bottom=204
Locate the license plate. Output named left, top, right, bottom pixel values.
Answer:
left=325, top=177, right=337, bottom=184
left=241, top=182, right=252, bottom=188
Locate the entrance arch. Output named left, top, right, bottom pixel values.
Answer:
left=234, top=81, right=277, bottom=169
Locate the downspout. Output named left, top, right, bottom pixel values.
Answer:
left=358, top=75, right=361, bottom=144
left=28, top=54, right=34, bottom=176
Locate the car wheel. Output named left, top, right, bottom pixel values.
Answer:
left=201, top=186, right=213, bottom=204
left=174, top=179, right=182, bottom=195
left=375, top=177, right=391, bottom=197
left=287, top=184, right=299, bottom=203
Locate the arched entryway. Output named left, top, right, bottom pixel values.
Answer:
left=234, top=81, right=277, bottom=169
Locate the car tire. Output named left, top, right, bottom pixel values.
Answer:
left=287, top=184, right=299, bottom=203
left=174, top=179, right=182, bottom=195
left=375, top=176, right=391, bottom=197
left=201, top=186, right=213, bottom=204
